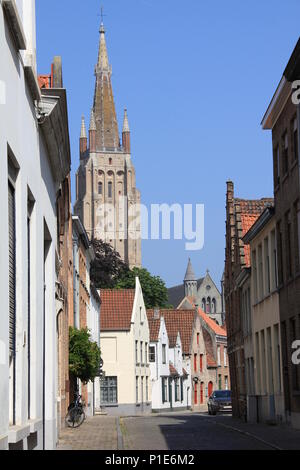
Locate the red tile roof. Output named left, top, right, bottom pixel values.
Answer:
left=180, top=297, right=227, bottom=337
left=38, top=75, right=51, bottom=89
left=198, top=308, right=227, bottom=337
left=148, top=318, right=161, bottom=342
left=147, top=309, right=196, bottom=355
left=100, top=289, right=135, bottom=331
left=236, top=198, right=273, bottom=267
left=169, top=362, right=179, bottom=376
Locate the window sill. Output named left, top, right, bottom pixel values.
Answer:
left=101, top=404, right=118, bottom=408
left=8, top=424, right=31, bottom=444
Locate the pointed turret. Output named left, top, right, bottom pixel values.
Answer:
left=184, top=258, right=197, bottom=298
left=89, top=108, right=96, bottom=153
left=93, top=21, right=120, bottom=151
left=122, top=108, right=131, bottom=153
left=80, top=115, right=87, bottom=159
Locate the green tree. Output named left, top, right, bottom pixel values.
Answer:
left=116, top=267, right=169, bottom=309
left=90, top=239, right=129, bottom=289
left=69, top=327, right=101, bottom=384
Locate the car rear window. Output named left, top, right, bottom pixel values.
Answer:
left=214, top=391, right=231, bottom=399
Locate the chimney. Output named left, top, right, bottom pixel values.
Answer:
left=154, top=308, right=160, bottom=320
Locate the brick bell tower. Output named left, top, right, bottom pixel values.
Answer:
left=74, top=20, right=141, bottom=269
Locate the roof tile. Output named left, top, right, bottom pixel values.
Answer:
left=100, top=289, right=135, bottom=331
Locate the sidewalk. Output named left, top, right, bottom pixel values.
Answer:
left=211, top=414, right=300, bottom=450
left=57, top=415, right=120, bottom=450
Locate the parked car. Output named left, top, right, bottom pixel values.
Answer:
left=208, top=390, right=232, bottom=415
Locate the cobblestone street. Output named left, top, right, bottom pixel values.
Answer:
left=57, top=416, right=120, bottom=450
left=56, top=412, right=300, bottom=451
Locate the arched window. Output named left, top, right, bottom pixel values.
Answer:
left=212, top=298, right=216, bottom=313
left=98, top=182, right=103, bottom=195
left=109, top=158, right=112, bottom=165
left=202, top=298, right=206, bottom=311
left=208, top=381, right=213, bottom=397
left=108, top=181, right=113, bottom=198
left=206, top=297, right=211, bottom=314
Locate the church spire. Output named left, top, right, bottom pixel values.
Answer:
left=184, top=258, right=197, bottom=299
left=93, top=19, right=120, bottom=151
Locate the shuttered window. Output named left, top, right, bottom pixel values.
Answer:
left=8, top=182, right=16, bottom=357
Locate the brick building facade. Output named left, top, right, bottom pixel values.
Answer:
left=262, top=39, right=300, bottom=428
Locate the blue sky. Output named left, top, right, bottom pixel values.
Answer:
left=36, top=0, right=300, bottom=289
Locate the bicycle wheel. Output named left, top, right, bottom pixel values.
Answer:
left=72, top=409, right=85, bottom=428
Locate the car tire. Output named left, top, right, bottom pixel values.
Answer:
left=208, top=407, right=211, bottom=415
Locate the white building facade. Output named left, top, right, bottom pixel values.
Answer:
left=0, top=0, right=70, bottom=449
left=100, top=278, right=151, bottom=415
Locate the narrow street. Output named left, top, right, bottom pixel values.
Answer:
left=57, top=412, right=300, bottom=451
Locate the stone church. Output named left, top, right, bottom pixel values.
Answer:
left=167, top=259, right=225, bottom=326
left=74, top=21, right=141, bottom=268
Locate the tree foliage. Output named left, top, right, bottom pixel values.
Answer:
left=90, top=239, right=129, bottom=289
left=116, top=267, right=169, bottom=309
left=69, top=327, right=101, bottom=384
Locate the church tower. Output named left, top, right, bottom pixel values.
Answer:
left=184, top=258, right=197, bottom=298
left=74, top=20, right=141, bottom=268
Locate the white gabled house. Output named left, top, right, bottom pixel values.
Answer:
left=100, top=277, right=151, bottom=415
left=147, top=310, right=189, bottom=412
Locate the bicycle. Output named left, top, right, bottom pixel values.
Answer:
left=65, top=392, right=86, bottom=428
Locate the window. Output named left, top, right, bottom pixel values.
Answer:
left=146, top=377, right=149, bottom=402
left=202, top=298, right=206, bottom=311
left=135, top=340, right=138, bottom=364
left=252, top=250, right=258, bottom=302
left=206, top=297, right=211, bottom=314
left=175, top=379, right=180, bottom=402
left=98, top=181, right=103, bottom=195
left=274, top=145, right=280, bottom=186
left=286, top=211, right=292, bottom=278
left=149, top=346, right=155, bottom=363
left=293, top=117, right=298, bottom=161
left=136, top=377, right=139, bottom=403
left=140, top=341, right=143, bottom=365
left=180, top=378, right=184, bottom=402
left=217, top=346, right=221, bottom=366
left=109, top=158, right=112, bottom=165
left=108, top=181, right=113, bottom=198
left=162, top=345, right=166, bottom=364
left=162, top=377, right=167, bottom=403
left=197, top=333, right=200, bottom=346
left=219, top=375, right=222, bottom=390
left=194, top=382, right=198, bottom=405
left=145, top=343, right=148, bottom=364
left=282, top=131, right=289, bottom=175
left=194, top=354, right=197, bottom=372
left=294, top=202, right=300, bottom=273
left=212, top=298, right=216, bottom=314
left=8, top=179, right=16, bottom=425
left=200, top=382, right=204, bottom=404
left=141, top=377, right=144, bottom=404
left=264, top=237, right=270, bottom=295
left=101, top=377, right=118, bottom=405
left=258, top=244, right=264, bottom=300
left=271, top=230, right=278, bottom=290
left=225, top=376, right=229, bottom=390
left=277, top=221, right=284, bottom=285
left=200, top=354, right=203, bottom=373
left=224, top=347, right=227, bottom=367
